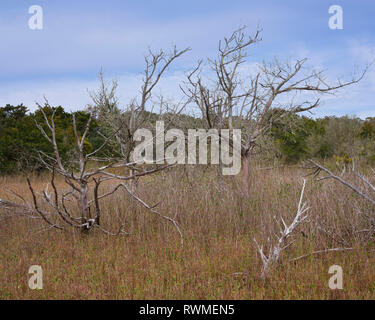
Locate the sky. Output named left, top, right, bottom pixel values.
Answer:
left=0, top=0, right=374, bottom=118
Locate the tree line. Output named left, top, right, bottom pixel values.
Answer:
left=1, top=103, right=374, bottom=174
left=0, top=104, right=109, bottom=174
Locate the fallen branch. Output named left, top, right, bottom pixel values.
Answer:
left=254, top=179, right=309, bottom=278
left=289, top=247, right=354, bottom=262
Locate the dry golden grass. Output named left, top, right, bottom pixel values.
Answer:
left=1, top=166, right=375, bottom=299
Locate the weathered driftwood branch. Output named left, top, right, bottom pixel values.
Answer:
left=304, top=159, right=375, bottom=207
left=289, top=247, right=354, bottom=262
left=254, top=179, right=309, bottom=278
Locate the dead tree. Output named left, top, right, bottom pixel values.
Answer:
left=0, top=102, right=183, bottom=243
left=182, top=26, right=369, bottom=195
left=90, top=46, right=191, bottom=165
left=89, top=47, right=191, bottom=195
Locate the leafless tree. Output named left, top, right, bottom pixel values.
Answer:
left=0, top=102, right=183, bottom=243
left=89, top=47, right=191, bottom=195
left=182, top=26, right=369, bottom=195
left=90, top=46, right=191, bottom=164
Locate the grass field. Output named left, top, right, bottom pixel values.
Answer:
left=1, top=165, right=374, bottom=299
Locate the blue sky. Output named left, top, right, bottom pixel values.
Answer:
left=0, top=0, right=374, bottom=118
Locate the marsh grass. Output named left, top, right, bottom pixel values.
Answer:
left=0, top=165, right=374, bottom=299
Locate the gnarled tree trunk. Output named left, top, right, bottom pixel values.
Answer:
left=241, top=154, right=251, bottom=197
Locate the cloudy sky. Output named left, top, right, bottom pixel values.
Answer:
left=0, top=0, right=374, bottom=118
